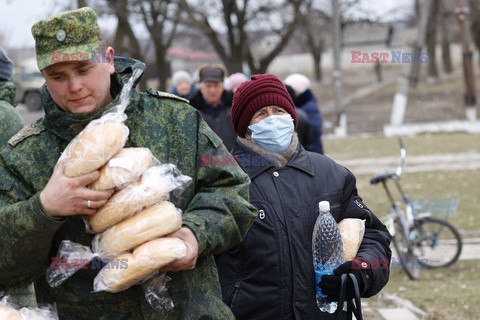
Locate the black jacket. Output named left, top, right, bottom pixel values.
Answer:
left=189, top=90, right=237, bottom=151
left=216, top=141, right=392, bottom=320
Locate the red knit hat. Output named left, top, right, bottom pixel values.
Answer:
left=231, top=74, right=298, bottom=137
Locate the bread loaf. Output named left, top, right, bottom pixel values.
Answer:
left=90, top=147, right=154, bottom=191
left=338, top=218, right=365, bottom=262
left=63, top=121, right=129, bottom=177
left=88, top=165, right=183, bottom=233
left=94, top=201, right=182, bottom=257
left=94, top=237, right=187, bottom=293
left=0, top=305, right=22, bottom=320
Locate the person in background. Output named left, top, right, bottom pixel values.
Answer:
left=189, top=64, right=237, bottom=151
left=169, top=70, right=196, bottom=100
left=215, top=74, right=392, bottom=320
left=0, top=47, right=24, bottom=148
left=0, top=47, right=33, bottom=307
left=285, top=73, right=324, bottom=154
left=224, top=72, right=248, bottom=93
left=0, top=7, right=256, bottom=319
left=285, top=83, right=315, bottom=151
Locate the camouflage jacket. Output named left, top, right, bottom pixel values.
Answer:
left=0, top=80, right=24, bottom=148
left=0, top=58, right=257, bottom=320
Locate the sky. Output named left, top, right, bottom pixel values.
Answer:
left=0, top=0, right=413, bottom=49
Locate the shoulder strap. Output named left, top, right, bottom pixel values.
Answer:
left=8, top=122, right=45, bottom=147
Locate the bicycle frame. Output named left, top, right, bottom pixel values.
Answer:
left=371, top=139, right=463, bottom=276
left=372, top=139, right=416, bottom=242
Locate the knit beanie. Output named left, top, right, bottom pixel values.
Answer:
left=224, top=72, right=248, bottom=91
left=171, top=70, right=191, bottom=87
left=231, top=74, right=298, bottom=137
left=0, top=47, right=14, bottom=81
left=284, top=73, right=311, bottom=96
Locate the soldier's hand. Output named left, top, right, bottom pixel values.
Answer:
left=40, top=160, right=114, bottom=217
left=161, top=227, right=199, bottom=271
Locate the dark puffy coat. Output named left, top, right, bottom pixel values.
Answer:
left=295, top=89, right=323, bottom=154
left=295, top=107, right=315, bottom=150
left=189, top=90, right=237, bottom=151
left=216, top=141, right=392, bottom=320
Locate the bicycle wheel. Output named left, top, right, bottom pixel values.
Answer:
left=392, top=218, right=420, bottom=280
left=414, top=217, right=462, bottom=268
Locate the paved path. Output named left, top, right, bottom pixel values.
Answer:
left=333, top=151, right=480, bottom=175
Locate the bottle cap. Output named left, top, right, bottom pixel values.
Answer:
left=318, top=201, right=330, bottom=212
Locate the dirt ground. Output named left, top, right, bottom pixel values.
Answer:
left=309, top=63, right=478, bottom=136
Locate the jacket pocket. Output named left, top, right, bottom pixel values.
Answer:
left=225, top=279, right=242, bottom=310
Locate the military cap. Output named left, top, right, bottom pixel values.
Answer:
left=31, top=7, right=101, bottom=70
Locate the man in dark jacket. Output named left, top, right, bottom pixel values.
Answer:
left=189, top=64, right=237, bottom=151
left=216, top=74, right=392, bottom=320
left=285, top=73, right=324, bottom=154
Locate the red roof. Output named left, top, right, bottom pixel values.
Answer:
left=167, top=47, right=217, bottom=61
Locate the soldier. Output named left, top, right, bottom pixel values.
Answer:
left=0, top=7, right=256, bottom=319
left=0, top=47, right=24, bottom=148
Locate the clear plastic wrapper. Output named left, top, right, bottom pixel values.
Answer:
left=338, top=218, right=366, bottom=262
left=93, top=237, right=187, bottom=293
left=88, top=164, right=192, bottom=233
left=46, top=240, right=95, bottom=288
left=142, top=273, right=175, bottom=311
left=0, top=294, right=59, bottom=320
left=92, top=201, right=183, bottom=258
left=90, top=147, right=157, bottom=191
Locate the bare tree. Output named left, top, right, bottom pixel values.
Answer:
left=178, top=0, right=302, bottom=74
left=134, top=0, right=181, bottom=91
left=296, top=3, right=331, bottom=82
left=469, top=0, right=480, bottom=66
left=426, top=0, right=440, bottom=82
left=440, top=0, right=454, bottom=74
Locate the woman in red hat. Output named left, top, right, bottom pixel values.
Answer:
left=215, top=74, right=392, bottom=320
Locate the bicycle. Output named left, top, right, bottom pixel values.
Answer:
left=370, top=139, right=463, bottom=280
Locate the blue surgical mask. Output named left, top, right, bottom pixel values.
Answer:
left=248, top=114, right=294, bottom=153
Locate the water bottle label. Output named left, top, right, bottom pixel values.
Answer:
left=314, top=262, right=341, bottom=297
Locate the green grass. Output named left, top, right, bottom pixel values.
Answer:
left=325, top=132, right=480, bottom=159
left=379, top=260, right=480, bottom=319
left=324, top=132, right=480, bottom=319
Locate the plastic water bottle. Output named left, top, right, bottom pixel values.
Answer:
left=312, top=201, right=344, bottom=313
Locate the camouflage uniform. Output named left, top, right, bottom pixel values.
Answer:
left=0, top=7, right=257, bottom=320
left=0, top=80, right=24, bottom=148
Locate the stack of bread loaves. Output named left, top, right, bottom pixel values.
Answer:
left=57, top=113, right=190, bottom=293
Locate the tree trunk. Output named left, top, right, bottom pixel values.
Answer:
left=426, top=1, right=439, bottom=81
left=154, top=44, right=169, bottom=91
left=439, top=0, right=453, bottom=73
left=108, top=0, right=146, bottom=90
left=313, top=51, right=322, bottom=82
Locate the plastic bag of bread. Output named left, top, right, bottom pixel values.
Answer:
left=93, top=237, right=187, bottom=293
left=0, top=295, right=59, bottom=320
left=62, top=120, right=129, bottom=177
left=338, top=218, right=365, bottom=262
left=88, top=164, right=192, bottom=233
left=92, top=201, right=183, bottom=258
left=90, top=147, right=157, bottom=191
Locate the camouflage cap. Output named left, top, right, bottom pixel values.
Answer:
left=31, top=7, right=101, bottom=70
